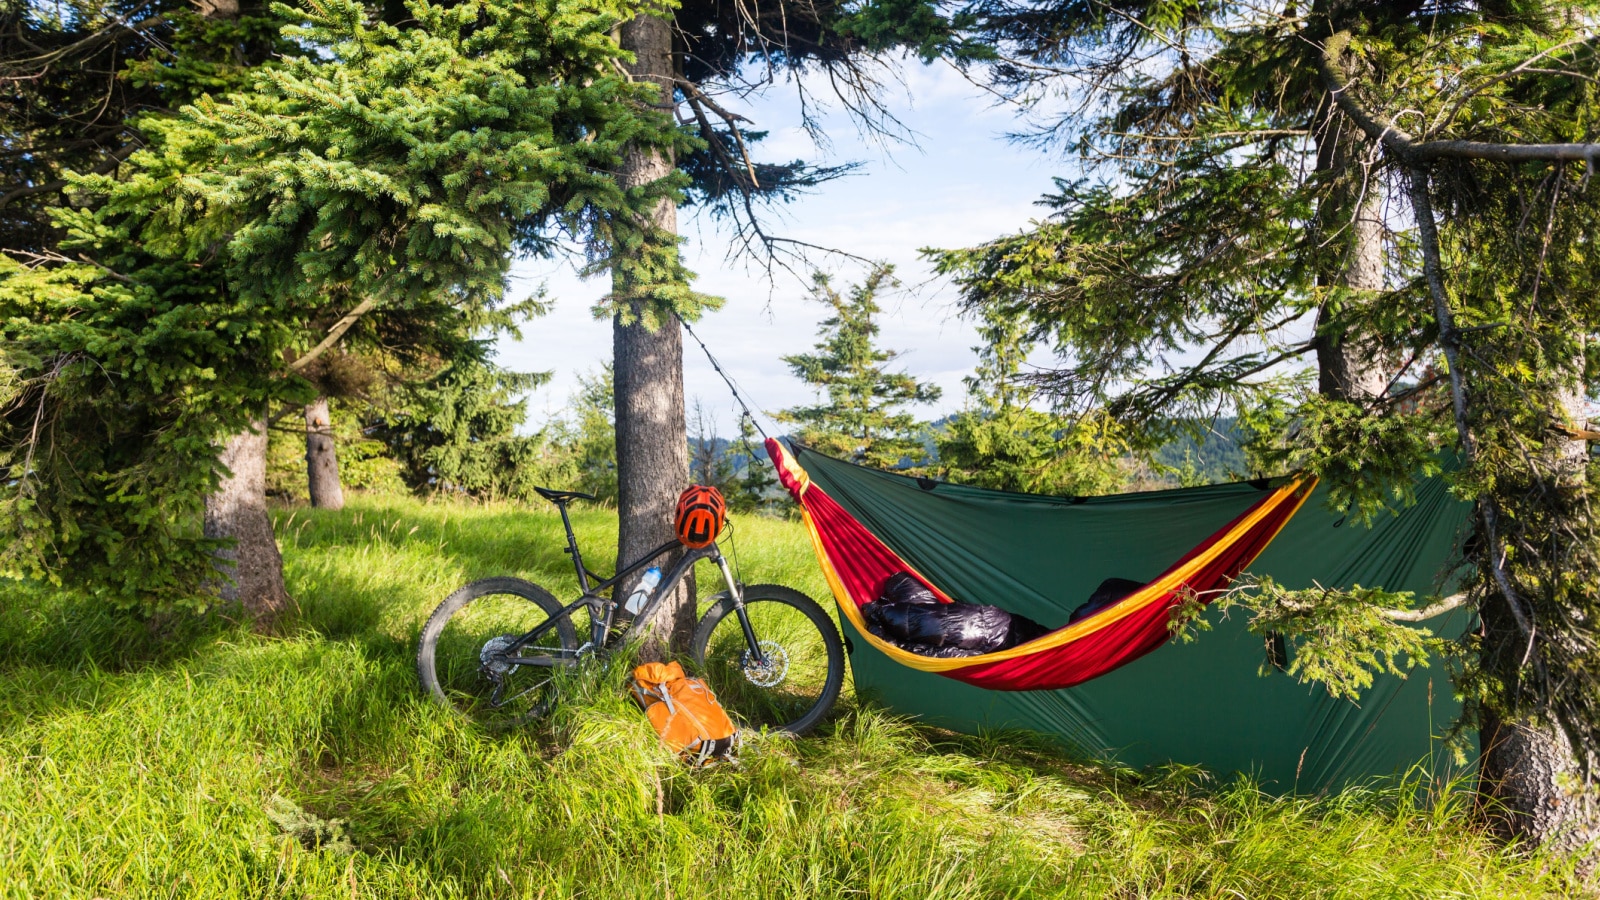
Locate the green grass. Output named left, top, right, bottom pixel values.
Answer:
left=0, top=494, right=1578, bottom=898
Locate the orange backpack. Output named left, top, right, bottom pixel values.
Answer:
left=629, top=661, right=739, bottom=765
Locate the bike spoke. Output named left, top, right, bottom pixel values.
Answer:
left=492, top=672, right=556, bottom=710
left=426, top=585, right=581, bottom=730
left=697, top=595, right=839, bottom=733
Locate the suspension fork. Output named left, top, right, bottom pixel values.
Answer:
left=711, top=548, right=767, bottom=665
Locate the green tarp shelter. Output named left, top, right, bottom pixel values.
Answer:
left=792, top=443, right=1477, bottom=792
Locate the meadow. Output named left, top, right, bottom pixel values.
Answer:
left=0, top=495, right=1579, bottom=898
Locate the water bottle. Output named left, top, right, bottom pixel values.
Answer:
left=623, top=567, right=662, bottom=616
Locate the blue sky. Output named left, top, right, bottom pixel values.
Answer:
left=497, top=61, right=1072, bottom=436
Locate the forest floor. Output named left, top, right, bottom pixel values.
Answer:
left=0, top=495, right=1580, bottom=898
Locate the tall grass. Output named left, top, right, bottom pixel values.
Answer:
left=0, top=495, right=1576, bottom=897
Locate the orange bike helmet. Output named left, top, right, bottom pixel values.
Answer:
left=675, top=485, right=727, bottom=548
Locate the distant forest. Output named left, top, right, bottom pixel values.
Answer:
left=690, top=416, right=1254, bottom=500
left=1149, top=420, right=1251, bottom=487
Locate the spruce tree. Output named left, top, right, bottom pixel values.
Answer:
left=778, top=266, right=940, bottom=470
left=1, top=0, right=682, bottom=615
left=366, top=342, right=553, bottom=501
left=936, top=0, right=1600, bottom=852
left=936, top=308, right=1127, bottom=496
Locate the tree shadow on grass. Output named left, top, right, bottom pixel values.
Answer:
left=0, top=579, right=232, bottom=674
left=265, top=647, right=580, bottom=887
left=0, top=581, right=247, bottom=736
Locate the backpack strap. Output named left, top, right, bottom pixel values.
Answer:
left=632, top=683, right=676, bottom=713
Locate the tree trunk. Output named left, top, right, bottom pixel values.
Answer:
left=1313, top=97, right=1389, bottom=403
left=1480, top=712, right=1600, bottom=863
left=304, top=396, right=345, bottom=510
left=205, top=414, right=290, bottom=625
left=613, top=11, right=694, bottom=661
left=1477, top=370, right=1599, bottom=867
left=1315, top=185, right=1389, bottom=401
left=1480, top=593, right=1600, bottom=866
left=194, top=0, right=289, bottom=629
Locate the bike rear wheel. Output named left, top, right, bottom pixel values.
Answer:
left=690, top=584, right=845, bottom=736
left=417, top=577, right=579, bottom=731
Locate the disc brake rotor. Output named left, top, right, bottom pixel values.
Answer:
left=741, top=640, right=789, bottom=687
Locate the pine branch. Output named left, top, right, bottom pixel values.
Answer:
left=289, top=298, right=377, bottom=373
left=0, top=140, right=141, bottom=210
left=1318, top=31, right=1600, bottom=167
left=1383, top=593, right=1467, bottom=623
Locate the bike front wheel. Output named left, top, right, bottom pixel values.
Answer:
left=417, top=577, right=579, bottom=731
left=690, top=584, right=845, bottom=736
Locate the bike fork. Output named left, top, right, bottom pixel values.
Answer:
left=712, top=550, right=767, bottom=665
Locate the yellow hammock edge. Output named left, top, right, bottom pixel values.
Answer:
left=797, top=476, right=1318, bottom=674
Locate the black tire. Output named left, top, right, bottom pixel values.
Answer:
left=417, top=577, right=579, bottom=730
left=690, top=584, right=845, bottom=736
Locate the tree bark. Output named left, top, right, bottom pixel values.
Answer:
left=205, top=414, right=290, bottom=625
left=193, top=0, right=289, bottom=630
left=1477, top=365, right=1600, bottom=867
left=1315, top=186, right=1389, bottom=401
left=1480, top=712, right=1600, bottom=863
left=1312, top=92, right=1389, bottom=403
left=613, top=11, right=695, bottom=661
left=304, top=396, right=345, bottom=510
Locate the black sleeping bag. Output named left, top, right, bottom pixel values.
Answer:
left=861, top=571, right=1054, bottom=656
left=1068, top=577, right=1147, bottom=624
left=877, top=638, right=986, bottom=658
left=879, top=571, right=940, bottom=605
left=861, top=571, right=1142, bottom=658
left=864, top=600, right=1014, bottom=650
left=862, top=600, right=1054, bottom=655
left=1005, top=613, right=1053, bottom=647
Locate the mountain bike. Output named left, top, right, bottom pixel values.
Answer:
left=417, top=486, right=846, bottom=735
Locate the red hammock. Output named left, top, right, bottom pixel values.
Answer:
left=767, top=438, right=1315, bottom=691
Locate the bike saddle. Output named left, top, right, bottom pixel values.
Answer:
left=534, top=486, right=597, bottom=504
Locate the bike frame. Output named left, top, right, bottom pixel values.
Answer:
left=499, top=499, right=764, bottom=668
